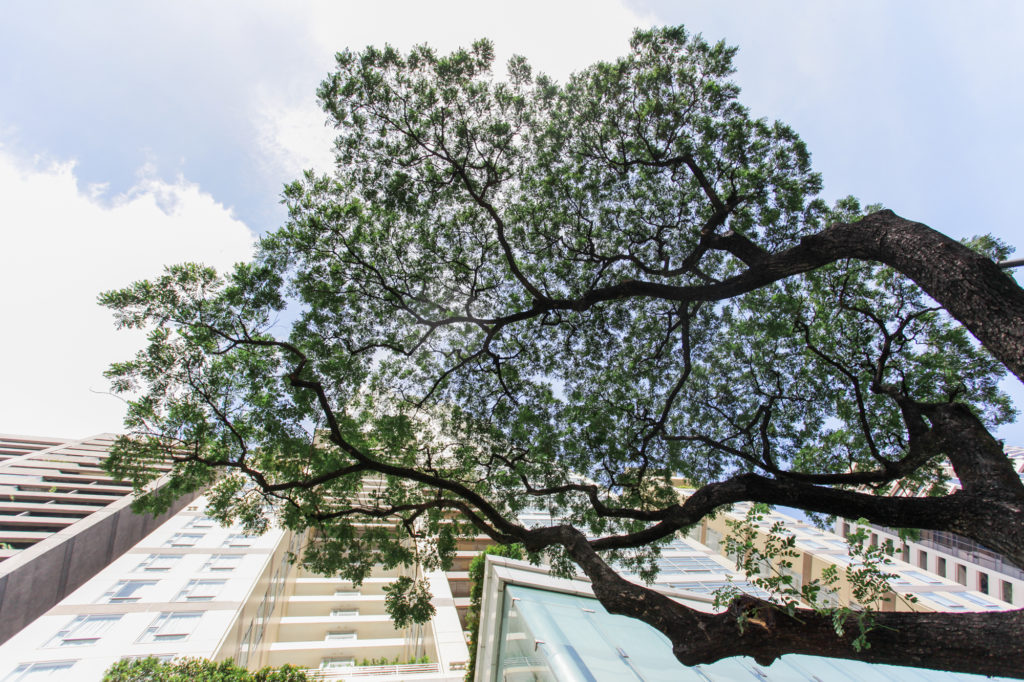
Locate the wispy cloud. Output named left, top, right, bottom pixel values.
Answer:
left=250, top=0, right=655, bottom=178
left=0, top=145, right=255, bottom=438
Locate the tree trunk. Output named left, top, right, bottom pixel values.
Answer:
left=553, top=523, right=1024, bottom=678
left=685, top=596, right=1024, bottom=678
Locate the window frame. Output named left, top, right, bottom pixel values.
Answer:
left=3, top=661, right=77, bottom=680
left=174, top=579, right=227, bottom=602
left=164, top=532, right=205, bottom=548
left=222, top=534, right=255, bottom=548
left=324, top=630, right=357, bottom=641
left=99, top=579, right=158, bottom=604
left=135, top=554, right=182, bottom=572
left=201, top=554, right=242, bottom=572
left=186, top=515, right=217, bottom=529
left=138, top=612, right=202, bottom=643
left=47, top=614, right=121, bottom=647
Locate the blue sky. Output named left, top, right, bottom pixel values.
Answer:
left=2, top=1, right=1022, bottom=445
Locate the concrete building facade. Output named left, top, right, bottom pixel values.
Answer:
left=0, top=433, right=193, bottom=645
left=836, top=445, right=1024, bottom=608
left=0, top=494, right=469, bottom=681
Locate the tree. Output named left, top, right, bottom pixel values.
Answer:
left=103, top=657, right=309, bottom=681
left=101, top=27, right=1024, bottom=677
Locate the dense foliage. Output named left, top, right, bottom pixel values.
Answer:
left=103, top=657, right=309, bottom=682
left=101, top=26, right=1024, bottom=676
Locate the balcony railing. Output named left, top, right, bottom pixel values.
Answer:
left=306, top=662, right=441, bottom=680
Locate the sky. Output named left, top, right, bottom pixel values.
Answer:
left=1, top=1, right=1022, bottom=444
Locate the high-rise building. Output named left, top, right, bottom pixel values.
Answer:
left=688, top=499, right=1010, bottom=614
left=0, top=433, right=194, bottom=645
left=0, top=493, right=468, bottom=681
left=836, top=445, right=1024, bottom=608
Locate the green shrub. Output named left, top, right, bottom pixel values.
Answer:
left=103, top=657, right=310, bottom=681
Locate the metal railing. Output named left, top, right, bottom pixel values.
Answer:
left=306, top=663, right=441, bottom=680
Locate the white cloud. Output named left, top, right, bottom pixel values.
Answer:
left=0, top=147, right=255, bottom=439
left=254, top=96, right=337, bottom=179
left=252, top=0, right=655, bottom=178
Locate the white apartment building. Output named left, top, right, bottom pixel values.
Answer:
left=0, top=495, right=468, bottom=682
left=688, top=499, right=1010, bottom=614
left=837, top=445, right=1024, bottom=608
left=0, top=433, right=192, bottom=644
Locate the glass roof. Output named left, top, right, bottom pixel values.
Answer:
left=501, top=584, right=1013, bottom=682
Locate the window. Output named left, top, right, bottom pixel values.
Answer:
left=100, top=580, right=157, bottom=604
left=138, top=612, right=201, bottom=643
left=956, top=564, right=968, bottom=586
left=841, top=522, right=851, bottom=538
left=917, top=550, right=928, bottom=569
left=201, top=554, right=242, bottom=572
left=48, top=615, right=120, bottom=647
left=2, top=661, right=76, bottom=680
left=324, top=631, right=357, bottom=641
left=164, top=533, right=204, bottom=548
left=320, top=658, right=355, bottom=670
left=978, top=571, right=990, bottom=594
left=334, top=589, right=360, bottom=597
left=657, top=555, right=725, bottom=575
left=1002, top=580, right=1014, bottom=604
left=222, top=534, right=255, bottom=548
left=135, top=554, right=181, bottom=572
left=892, top=570, right=942, bottom=586
left=186, top=515, right=217, bottom=529
left=923, top=593, right=967, bottom=611
left=819, top=588, right=840, bottom=609
left=959, top=592, right=999, bottom=609
left=869, top=533, right=879, bottom=548
left=237, top=622, right=254, bottom=668
left=175, top=579, right=226, bottom=602
left=330, top=609, right=358, bottom=617
left=779, top=565, right=801, bottom=591
left=937, top=557, right=947, bottom=577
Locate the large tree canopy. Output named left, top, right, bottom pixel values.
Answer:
left=101, top=27, right=1024, bottom=677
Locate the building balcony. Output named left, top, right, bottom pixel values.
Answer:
left=265, top=637, right=410, bottom=669
left=304, top=662, right=444, bottom=680
left=274, top=616, right=409, bottom=643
